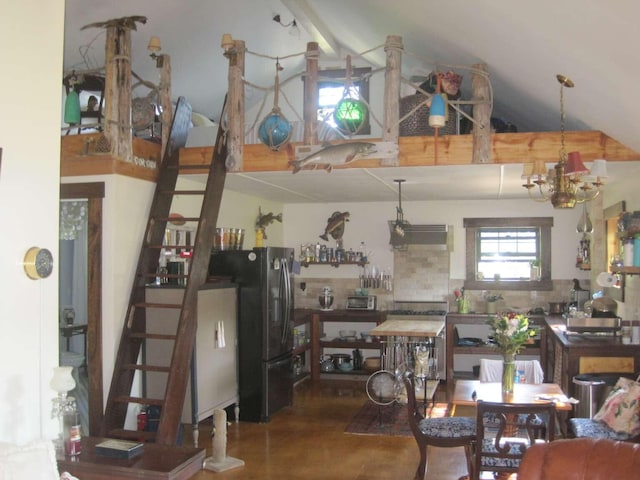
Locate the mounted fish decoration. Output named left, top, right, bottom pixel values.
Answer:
left=288, top=142, right=376, bottom=174
left=255, top=207, right=282, bottom=240
left=320, top=211, right=350, bottom=241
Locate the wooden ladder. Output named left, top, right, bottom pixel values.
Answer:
left=101, top=96, right=228, bottom=445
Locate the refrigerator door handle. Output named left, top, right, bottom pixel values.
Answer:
left=281, top=257, right=291, bottom=345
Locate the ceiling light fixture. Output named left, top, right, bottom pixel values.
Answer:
left=272, top=14, right=300, bottom=36
left=388, top=179, right=410, bottom=251
left=521, top=74, right=607, bottom=208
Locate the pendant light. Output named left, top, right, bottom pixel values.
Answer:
left=64, top=88, right=81, bottom=125
left=576, top=203, right=593, bottom=234
left=258, top=59, right=292, bottom=151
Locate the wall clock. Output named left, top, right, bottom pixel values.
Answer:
left=23, top=247, right=54, bottom=280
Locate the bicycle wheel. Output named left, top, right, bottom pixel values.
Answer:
left=366, top=370, right=398, bottom=406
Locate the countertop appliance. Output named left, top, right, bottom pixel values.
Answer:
left=209, top=247, right=294, bottom=422
left=385, top=300, right=448, bottom=379
left=346, top=295, right=376, bottom=310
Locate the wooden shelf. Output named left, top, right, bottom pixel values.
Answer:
left=321, top=340, right=381, bottom=349
left=300, top=260, right=367, bottom=268
left=611, top=266, right=640, bottom=275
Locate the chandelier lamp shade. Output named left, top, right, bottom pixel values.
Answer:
left=521, top=74, right=607, bottom=209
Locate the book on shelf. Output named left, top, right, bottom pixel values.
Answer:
left=95, top=439, right=144, bottom=459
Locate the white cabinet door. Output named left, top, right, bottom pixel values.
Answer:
left=144, top=286, right=238, bottom=425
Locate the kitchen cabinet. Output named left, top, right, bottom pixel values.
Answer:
left=445, top=313, right=547, bottom=392
left=545, top=316, right=640, bottom=399
left=296, top=309, right=385, bottom=385
left=145, top=284, right=238, bottom=446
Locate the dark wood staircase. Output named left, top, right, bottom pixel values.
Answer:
left=100, top=96, right=228, bottom=445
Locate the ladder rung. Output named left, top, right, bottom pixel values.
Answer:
left=123, top=363, right=171, bottom=373
left=158, top=189, right=205, bottom=195
left=130, top=332, right=177, bottom=340
left=115, top=395, right=165, bottom=406
left=135, top=302, right=182, bottom=309
left=155, top=216, right=200, bottom=223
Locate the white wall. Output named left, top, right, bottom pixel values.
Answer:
left=283, top=197, right=590, bottom=282
left=0, top=1, right=64, bottom=444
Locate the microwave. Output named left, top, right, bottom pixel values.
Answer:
left=346, top=295, right=377, bottom=310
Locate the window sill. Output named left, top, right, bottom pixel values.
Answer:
left=463, top=279, right=553, bottom=291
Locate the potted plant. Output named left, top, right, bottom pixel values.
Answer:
left=484, top=292, right=503, bottom=314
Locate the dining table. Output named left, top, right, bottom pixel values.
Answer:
left=451, top=379, right=574, bottom=438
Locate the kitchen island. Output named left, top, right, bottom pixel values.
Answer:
left=545, top=315, right=640, bottom=398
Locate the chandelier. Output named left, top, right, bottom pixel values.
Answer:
left=522, top=74, right=607, bottom=209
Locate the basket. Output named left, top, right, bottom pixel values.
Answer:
left=399, top=93, right=460, bottom=137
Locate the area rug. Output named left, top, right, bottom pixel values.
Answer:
left=344, top=401, right=449, bottom=437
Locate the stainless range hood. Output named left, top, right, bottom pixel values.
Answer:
left=389, top=222, right=449, bottom=247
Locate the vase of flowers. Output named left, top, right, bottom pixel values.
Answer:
left=454, top=288, right=469, bottom=313
left=487, top=312, right=537, bottom=394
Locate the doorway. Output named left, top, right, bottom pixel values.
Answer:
left=60, top=182, right=104, bottom=436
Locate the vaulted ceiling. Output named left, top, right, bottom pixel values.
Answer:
left=63, top=0, right=640, bottom=203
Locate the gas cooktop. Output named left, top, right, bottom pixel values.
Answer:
left=389, top=300, right=449, bottom=317
left=388, top=309, right=448, bottom=316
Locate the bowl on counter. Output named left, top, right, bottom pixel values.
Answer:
left=339, top=330, right=357, bottom=340
left=363, top=356, right=381, bottom=373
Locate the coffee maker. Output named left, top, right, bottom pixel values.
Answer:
left=569, top=278, right=590, bottom=312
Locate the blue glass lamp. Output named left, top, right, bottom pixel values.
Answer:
left=258, top=109, right=292, bottom=151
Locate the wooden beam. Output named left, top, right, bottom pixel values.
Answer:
left=226, top=40, right=245, bottom=171
left=176, top=130, right=640, bottom=172
left=382, top=35, right=402, bottom=166
left=471, top=63, right=491, bottom=163
left=303, top=42, right=319, bottom=145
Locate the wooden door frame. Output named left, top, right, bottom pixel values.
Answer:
left=60, top=182, right=104, bottom=436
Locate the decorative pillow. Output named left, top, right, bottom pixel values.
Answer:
left=593, top=376, right=640, bottom=436
left=0, top=439, right=59, bottom=480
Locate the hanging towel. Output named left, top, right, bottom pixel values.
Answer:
left=479, top=358, right=544, bottom=384
left=215, top=320, right=226, bottom=348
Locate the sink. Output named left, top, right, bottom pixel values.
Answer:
left=566, top=316, right=620, bottom=333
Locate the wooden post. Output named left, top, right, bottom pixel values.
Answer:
left=226, top=40, right=245, bottom=172
left=382, top=35, right=403, bottom=166
left=159, top=55, right=172, bottom=161
left=104, top=24, right=133, bottom=162
left=303, top=42, right=319, bottom=146
left=472, top=63, right=491, bottom=164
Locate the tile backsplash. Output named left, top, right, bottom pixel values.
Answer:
left=294, top=244, right=590, bottom=313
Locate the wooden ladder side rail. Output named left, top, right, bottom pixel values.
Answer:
left=100, top=97, right=193, bottom=438
left=155, top=107, right=229, bottom=445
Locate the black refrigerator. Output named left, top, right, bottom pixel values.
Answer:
left=208, top=247, right=294, bottom=422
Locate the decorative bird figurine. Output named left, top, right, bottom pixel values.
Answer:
left=81, top=15, right=147, bottom=31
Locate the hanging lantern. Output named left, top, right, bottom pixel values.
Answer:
left=334, top=98, right=367, bottom=135
left=428, top=93, right=446, bottom=128
left=64, top=88, right=81, bottom=125
left=258, top=110, right=292, bottom=151
left=333, top=55, right=367, bottom=136
left=258, top=59, right=292, bottom=151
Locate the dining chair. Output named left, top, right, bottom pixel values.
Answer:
left=471, top=400, right=556, bottom=480
left=479, top=358, right=544, bottom=384
left=403, top=373, right=476, bottom=480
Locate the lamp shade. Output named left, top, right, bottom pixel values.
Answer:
left=589, top=159, right=608, bottom=178
left=428, top=94, right=446, bottom=127
left=64, top=90, right=81, bottom=125
left=50, top=366, right=76, bottom=394
left=565, top=151, right=589, bottom=175
left=147, top=36, right=162, bottom=53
